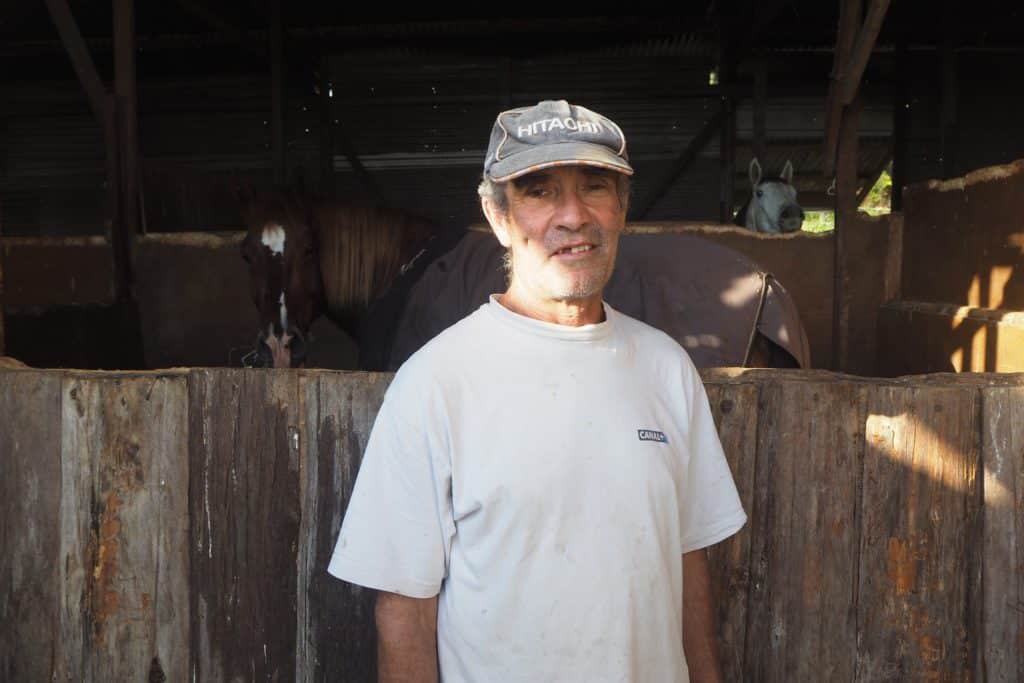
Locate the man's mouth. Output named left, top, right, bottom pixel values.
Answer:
left=553, top=244, right=595, bottom=256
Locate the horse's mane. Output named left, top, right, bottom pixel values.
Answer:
left=314, top=203, right=438, bottom=320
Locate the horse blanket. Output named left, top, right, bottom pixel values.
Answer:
left=384, top=230, right=811, bottom=370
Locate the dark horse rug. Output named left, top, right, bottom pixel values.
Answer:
left=365, top=230, right=811, bottom=371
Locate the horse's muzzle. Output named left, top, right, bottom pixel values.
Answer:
left=779, top=205, right=805, bottom=233
left=247, top=326, right=308, bottom=368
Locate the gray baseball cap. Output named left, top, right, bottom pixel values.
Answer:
left=483, top=100, right=634, bottom=182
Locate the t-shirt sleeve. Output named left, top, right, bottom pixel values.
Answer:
left=678, top=364, right=747, bottom=553
left=327, top=376, right=455, bottom=598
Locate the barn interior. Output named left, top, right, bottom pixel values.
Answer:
left=7, top=5, right=1024, bottom=683
left=2, top=2, right=1024, bottom=372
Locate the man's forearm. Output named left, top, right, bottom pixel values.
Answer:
left=682, top=549, right=723, bottom=683
left=376, top=591, right=439, bottom=682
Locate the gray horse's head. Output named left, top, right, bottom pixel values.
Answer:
left=737, top=158, right=804, bottom=234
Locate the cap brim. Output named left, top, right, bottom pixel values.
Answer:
left=488, top=141, right=634, bottom=182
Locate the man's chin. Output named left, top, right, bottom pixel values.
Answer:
left=549, top=279, right=608, bottom=302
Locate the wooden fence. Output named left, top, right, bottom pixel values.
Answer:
left=1, top=368, right=1021, bottom=681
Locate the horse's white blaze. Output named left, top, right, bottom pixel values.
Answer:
left=279, top=292, right=288, bottom=332
left=261, top=224, right=286, bottom=255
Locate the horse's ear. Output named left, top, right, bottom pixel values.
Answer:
left=781, top=160, right=794, bottom=184
left=749, top=158, right=762, bottom=186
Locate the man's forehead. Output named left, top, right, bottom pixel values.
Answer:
left=511, top=166, right=619, bottom=186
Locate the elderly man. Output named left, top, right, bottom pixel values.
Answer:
left=329, top=100, right=747, bottom=682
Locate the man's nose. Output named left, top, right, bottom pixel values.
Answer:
left=553, top=187, right=588, bottom=230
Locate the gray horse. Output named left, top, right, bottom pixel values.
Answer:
left=734, top=158, right=805, bottom=233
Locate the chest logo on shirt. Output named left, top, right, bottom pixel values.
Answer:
left=637, top=429, right=668, bottom=443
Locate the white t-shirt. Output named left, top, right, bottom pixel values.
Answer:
left=329, top=297, right=747, bottom=682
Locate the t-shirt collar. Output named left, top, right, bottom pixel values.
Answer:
left=485, top=294, right=615, bottom=342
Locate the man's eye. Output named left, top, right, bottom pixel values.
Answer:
left=526, top=187, right=549, bottom=198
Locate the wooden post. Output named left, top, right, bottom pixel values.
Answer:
left=833, top=100, right=862, bottom=373
left=105, top=94, right=126, bottom=303
left=112, top=0, right=137, bottom=303
left=830, top=0, right=862, bottom=372
left=824, top=0, right=889, bottom=178
left=0, top=198, right=5, bottom=357
left=752, top=57, right=768, bottom=164
left=891, top=27, right=909, bottom=211
left=114, top=0, right=138, bottom=237
left=718, top=18, right=737, bottom=225
left=270, top=0, right=285, bottom=185
left=319, top=56, right=334, bottom=195
left=940, top=0, right=958, bottom=179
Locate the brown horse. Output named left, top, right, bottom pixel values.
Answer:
left=240, top=192, right=810, bottom=370
left=239, top=191, right=444, bottom=368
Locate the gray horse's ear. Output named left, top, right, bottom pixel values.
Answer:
left=781, top=160, right=794, bottom=184
left=749, top=158, right=762, bottom=186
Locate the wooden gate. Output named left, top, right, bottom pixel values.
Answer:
left=1, top=368, right=1020, bottom=681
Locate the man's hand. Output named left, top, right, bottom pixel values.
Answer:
left=682, top=549, right=724, bottom=683
left=376, top=591, right=439, bottom=682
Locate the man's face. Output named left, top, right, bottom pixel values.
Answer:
left=484, top=165, right=627, bottom=316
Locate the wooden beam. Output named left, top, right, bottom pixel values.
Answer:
left=113, top=0, right=137, bottom=302
left=836, top=0, right=892, bottom=106
left=270, top=0, right=285, bottom=185
left=633, top=105, right=728, bottom=220
left=855, top=153, right=891, bottom=206
left=823, top=0, right=863, bottom=178
left=43, top=0, right=109, bottom=125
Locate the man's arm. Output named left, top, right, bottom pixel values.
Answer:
left=376, top=591, right=439, bottom=683
left=682, top=549, right=724, bottom=683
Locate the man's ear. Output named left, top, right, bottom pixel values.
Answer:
left=481, top=197, right=512, bottom=248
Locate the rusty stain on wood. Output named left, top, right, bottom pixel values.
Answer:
left=886, top=537, right=919, bottom=595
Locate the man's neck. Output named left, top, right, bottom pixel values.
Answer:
left=497, top=290, right=605, bottom=327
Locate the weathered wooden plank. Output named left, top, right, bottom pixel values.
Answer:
left=981, top=387, right=1024, bottom=682
left=704, top=380, right=759, bottom=683
left=743, top=377, right=864, bottom=681
left=189, top=369, right=301, bottom=682
left=0, top=370, right=63, bottom=682
left=857, top=384, right=979, bottom=680
left=297, top=372, right=392, bottom=682
left=59, top=374, right=190, bottom=682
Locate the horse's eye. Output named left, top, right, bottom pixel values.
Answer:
left=756, top=189, right=764, bottom=198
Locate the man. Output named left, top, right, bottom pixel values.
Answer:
left=329, top=100, right=747, bottom=682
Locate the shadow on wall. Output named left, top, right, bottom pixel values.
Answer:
left=881, top=159, right=1024, bottom=374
